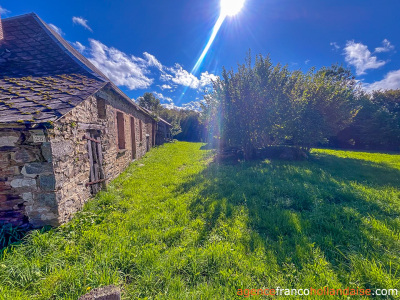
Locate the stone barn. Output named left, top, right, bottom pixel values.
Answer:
left=142, top=108, right=172, bottom=146
left=0, top=13, right=164, bottom=228
left=156, top=118, right=172, bottom=145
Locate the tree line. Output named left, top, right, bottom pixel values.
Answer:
left=202, top=53, right=399, bottom=158
left=137, top=92, right=206, bottom=142
left=137, top=53, right=399, bottom=158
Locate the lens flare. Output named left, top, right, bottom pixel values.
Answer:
left=191, top=0, right=246, bottom=75
left=220, top=0, right=246, bottom=16
left=191, top=14, right=226, bottom=75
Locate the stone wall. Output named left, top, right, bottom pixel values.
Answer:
left=156, top=121, right=172, bottom=145
left=0, top=127, right=58, bottom=227
left=50, top=87, right=154, bottom=224
left=0, top=86, right=155, bottom=227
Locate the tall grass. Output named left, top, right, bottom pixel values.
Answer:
left=0, top=142, right=399, bottom=299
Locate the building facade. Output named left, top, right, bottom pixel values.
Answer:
left=0, top=13, right=170, bottom=227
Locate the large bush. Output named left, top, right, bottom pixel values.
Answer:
left=202, top=53, right=361, bottom=158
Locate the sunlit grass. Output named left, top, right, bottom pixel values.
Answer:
left=0, top=143, right=399, bottom=299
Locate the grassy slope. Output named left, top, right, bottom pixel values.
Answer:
left=0, top=142, right=399, bottom=299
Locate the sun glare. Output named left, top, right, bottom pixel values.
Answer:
left=221, top=0, right=246, bottom=16
left=190, top=0, right=246, bottom=79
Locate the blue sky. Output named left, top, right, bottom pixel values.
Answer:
left=1, top=0, right=400, bottom=110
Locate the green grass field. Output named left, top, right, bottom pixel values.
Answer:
left=1, top=142, right=399, bottom=299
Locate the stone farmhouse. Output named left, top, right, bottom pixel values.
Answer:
left=0, top=13, right=171, bottom=228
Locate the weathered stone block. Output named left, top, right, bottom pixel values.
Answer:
left=39, top=175, right=56, bottom=191
left=22, top=162, right=53, bottom=177
left=0, top=132, right=20, bottom=147
left=10, top=178, right=36, bottom=189
left=0, top=166, right=19, bottom=177
left=27, top=211, right=59, bottom=228
left=79, top=285, right=121, bottom=300
left=41, top=142, right=52, bottom=162
left=13, top=148, right=39, bottom=164
left=22, top=192, right=33, bottom=203
left=28, top=130, right=46, bottom=143
left=0, top=152, right=10, bottom=165
left=36, top=193, right=57, bottom=208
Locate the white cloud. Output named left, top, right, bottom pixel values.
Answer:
left=49, top=24, right=64, bottom=36
left=70, top=38, right=217, bottom=93
left=87, top=39, right=153, bottom=90
left=330, top=42, right=340, bottom=50
left=162, top=64, right=218, bottom=89
left=158, top=84, right=173, bottom=90
left=165, top=64, right=200, bottom=88
left=344, top=40, right=386, bottom=75
left=72, top=41, right=86, bottom=53
left=199, top=72, right=219, bottom=87
left=375, top=39, right=395, bottom=53
left=0, top=6, right=10, bottom=15
left=72, top=17, right=93, bottom=32
left=143, top=52, right=163, bottom=71
left=153, top=91, right=173, bottom=103
left=305, top=59, right=310, bottom=65
left=162, top=103, right=178, bottom=110
left=162, top=101, right=204, bottom=112
left=364, top=69, right=400, bottom=92
left=183, top=101, right=203, bottom=111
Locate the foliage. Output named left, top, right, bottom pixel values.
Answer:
left=159, top=109, right=206, bottom=141
left=136, top=92, right=163, bottom=113
left=334, top=89, right=400, bottom=151
left=0, top=142, right=399, bottom=299
left=158, top=108, right=182, bottom=137
left=202, top=53, right=361, bottom=158
left=136, top=92, right=206, bottom=141
left=0, top=225, right=29, bottom=250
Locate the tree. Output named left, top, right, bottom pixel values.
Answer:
left=160, top=108, right=206, bottom=141
left=136, top=93, right=206, bottom=141
left=344, top=89, right=400, bottom=150
left=286, top=65, right=361, bottom=150
left=137, top=92, right=162, bottom=113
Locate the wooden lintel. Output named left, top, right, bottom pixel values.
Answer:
left=77, top=123, right=105, bottom=131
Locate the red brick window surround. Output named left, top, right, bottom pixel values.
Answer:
left=116, top=112, right=125, bottom=149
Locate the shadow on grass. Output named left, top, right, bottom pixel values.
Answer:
left=175, top=152, right=400, bottom=289
left=0, top=225, right=52, bottom=252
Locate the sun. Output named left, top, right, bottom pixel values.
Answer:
left=191, top=0, right=247, bottom=75
left=220, top=0, right=246, bottom=16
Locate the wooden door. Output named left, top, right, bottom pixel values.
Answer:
left=86, top=131, right=105, bottom=194
left=146, top=135, right=150, bottom=152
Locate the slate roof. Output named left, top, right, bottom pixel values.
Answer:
left=141, top=107, right=172, bottom=127
left=158, top=117, right=172, bottom=127
left=0, top=13, right=149, bottom=124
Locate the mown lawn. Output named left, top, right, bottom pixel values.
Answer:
left=0, top=142, right=399, bottom=299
